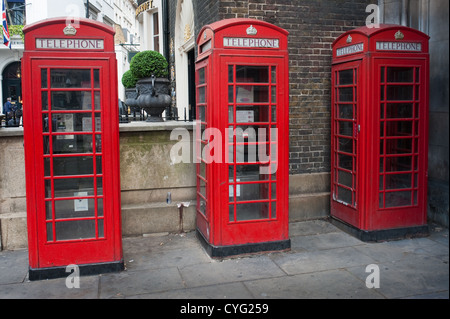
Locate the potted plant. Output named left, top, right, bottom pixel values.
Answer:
left=122, top=70, right=139, bottom=109
left=130, top=50, right=171, bottom=122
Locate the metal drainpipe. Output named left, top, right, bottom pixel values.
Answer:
left=161, top=0, right=172, bottom=119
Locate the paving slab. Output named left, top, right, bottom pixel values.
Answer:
left=346, top=253, right=449, bottom=299
left=271, top=246, right=376, bottom=275
left=0, top=249, right=28, bottom=285
left=243, top=269, right=384, bottom=299
left=99, top=266, right=185, bottom=298
left=130, top=282, right=254, bottom=299
left=0, top=276, right=99, bottom=299
left=290, top=231, right=365, bottom=251
left=179, top=256, right=286, bottom=288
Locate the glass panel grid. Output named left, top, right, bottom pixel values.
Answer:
left=379, top=66, right=420, bottom=209
left=42, top=67, right=104, bottom=243
left=228, top=64, right=277, bottom=223
left=196, top=66, right=208, bottom=219
left=333, top=68, right=358, bottom=208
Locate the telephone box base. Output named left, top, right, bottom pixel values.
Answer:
left=196, top=229, right=290, bottom=258
left=28, top=260, right=124, bottom=281
left=330, top=217, right=429, bottom=243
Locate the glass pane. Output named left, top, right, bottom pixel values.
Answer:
left=235, top=66, right=269, bottom=83
left=55, top=220, right=96, bottom=241
left=385, top=121, right=413, bottom=137
left=51, top=156, right=94, bottom=177
left=385, top=174, right=412, bottom=190
left=98, top=219, right=104, bottom=237
left=94, top=91, right=101, bottom=110
left=198, top=106, right=206, bottom=122
left=46, top=201, right=53, bottom=220
left=199, top=178, right=206, bottom=198
left=385, top=139, right=412, bottom=154
left=337, top=186, right=352, bottom=205
left=228, top=86, right=234, bottom=103
left=271, top=105, right=276, bottom=122
left=271, top=66, right=276, bottom=84
left=380, top=67, right=385, bottom=83
left=228, top=66, right=233, bottom=83
left=339, top=69, right=354, bottom=85
left=338, top=170, right=353, bottom=188
left=235, top=105, right=270, bottom=123
left=338, top=137, right=354, bottom=154
left=45, top=135, right=93, bottom=155
left=198, top=67, right=206, bottom=85
left=338, top=154, right=353, bottom=170
left=386, top=103, right=413, bottom=118
left=50, top=113, right=96, bottom=132
left=42, top=92, right=48, bottom=110
left=96, top=156, right=102, bottom=174
left=51, top=91, right=92, bottom=110
left=46, top=222, right=53, bottom=241
left=50, top=69, right=91, bottom=88
left=228, top=106, right=233, bottom=123
left=54, top=198, right=96, bottom=219
left=338, top=104, right=354, bottom=119
left=234, top=182, right=270, bottom=202
left=385, top=156, right=412, bottom=172
left=385, top=191, right=412, bottom=208
left=386, top=86, right=413, bottom=100
left=387, top=67, right=414, bottom=83
left=46, top=177, right=95, bottom=198
left=236, top=202, right=270, bottom=221
left=41, top=69, right=48, bottom=88
left=198, top=87, right=206, bottom=103
left=271, top=183, right=276, bottom=199
left=339, top=121, right=353, bottom=137
left=236, top=86, right=269, bottom=103
left=97, top=198, right=104, bottom=217
left=271, top=87, right=276, bottom=103
left=94, top=69, right=100, bottom=88
left=338, top=87, right=353, bottom=102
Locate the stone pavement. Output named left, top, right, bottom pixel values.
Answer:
left=0, top=219, right=448, bottom=301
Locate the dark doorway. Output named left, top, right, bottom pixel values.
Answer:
left=188, top=49, right=196, bottom=121
left=2, top=61, right=22, bottom=107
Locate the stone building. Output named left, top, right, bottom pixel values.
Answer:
left=0, top=0, right=448, bottom=250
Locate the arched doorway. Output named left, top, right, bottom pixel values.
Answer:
left=2, top=61, right=22, bottom=107
left=175, top=0, right=195, bottom=121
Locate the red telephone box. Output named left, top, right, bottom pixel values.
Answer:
left=22, top=18, right=123, bottom=280
left=330, top=25, right=430, bottom=241
left=195, top=19, right=290, bottom=257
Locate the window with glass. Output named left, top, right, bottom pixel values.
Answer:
left=379, top=66, right=421, bottom=208
left=227, top=65, right=278, bottom=222
left=41, top=68, right=104, bottom=242
left=333, top=67, right=358, bottom=208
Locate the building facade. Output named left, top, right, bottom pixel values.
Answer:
left=0, top=0, right=448, bottom=250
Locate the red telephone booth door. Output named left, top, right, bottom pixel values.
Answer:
left=27, top=59, right=122, bottom=269
left=220, top=56, right=289, bottom=246
left=372, top=59, right=428, bottom=229
left=331, top=60, right=362, bottom=228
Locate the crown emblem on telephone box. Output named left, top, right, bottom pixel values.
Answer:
left=246, top=25, right=257, bottom=35
left=64, top=24, right=77, bottom=36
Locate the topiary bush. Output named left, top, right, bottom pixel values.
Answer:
left=121, top=70, right=138, bottom=88
left=130, top=50, right=169, bottom=79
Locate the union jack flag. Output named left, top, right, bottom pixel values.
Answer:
left=2, top=0, right=11, bottom=48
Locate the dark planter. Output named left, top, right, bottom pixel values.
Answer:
left=125, top=88, right=139, bottom=108
left=136, top=76, right=171, bottom=122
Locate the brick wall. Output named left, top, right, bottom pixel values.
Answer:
left=188, top=0, right=371, bottom=174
